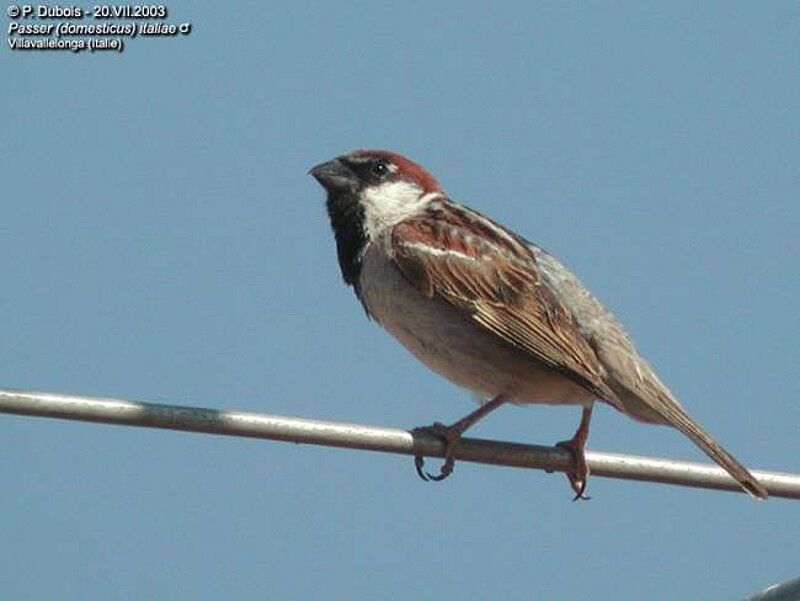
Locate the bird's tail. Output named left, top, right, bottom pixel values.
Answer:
left=653, top=397, right=768, bottom=499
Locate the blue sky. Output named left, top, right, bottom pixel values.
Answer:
left=2, top=2, right=798, bottom=599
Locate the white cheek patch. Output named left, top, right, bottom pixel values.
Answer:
left=360, top=180, right=429, bottom=238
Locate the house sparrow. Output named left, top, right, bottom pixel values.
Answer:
left=310, top=149, right=767, bottom=500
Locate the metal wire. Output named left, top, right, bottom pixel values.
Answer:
left=743, top=576, right=800, bottom=601
left=1, top=388, right=798, bottom=499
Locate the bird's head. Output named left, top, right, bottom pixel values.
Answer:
left=310, top=149, right=442, bottom=238
left=310, top=150, right=443, bottom=286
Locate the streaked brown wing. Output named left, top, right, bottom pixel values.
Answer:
left=391, top=212, right=610, bottom=399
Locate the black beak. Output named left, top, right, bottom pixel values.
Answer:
left=309, top=158, right=358, bottom=192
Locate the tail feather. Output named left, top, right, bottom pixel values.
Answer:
left=602, top=356, right=768, bottom=499
left=655, top=399, right=768, bottom=499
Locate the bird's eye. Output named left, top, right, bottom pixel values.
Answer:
left=372, top=160, right=388, bottom=177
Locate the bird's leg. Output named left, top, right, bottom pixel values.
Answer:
left=414, top=395, right=508, bottom=482
left=556, top=405, right=594, bottom=501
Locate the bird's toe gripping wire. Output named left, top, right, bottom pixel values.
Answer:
left=413, top=395, right=509, bottom=483
left=414, top=423, right=461, bottom=481
left=556, top=406, right=594, bottom=501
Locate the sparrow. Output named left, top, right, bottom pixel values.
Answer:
left=309, top=149, right=767, bottom=500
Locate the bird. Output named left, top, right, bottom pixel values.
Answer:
left=309, top=149, right=768, bottom=500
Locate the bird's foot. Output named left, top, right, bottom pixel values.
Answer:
left=413, top=422, right=462, bottom=482
left=555, top=438, right=591, bottom=501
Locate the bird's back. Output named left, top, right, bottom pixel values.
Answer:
left=530, top=244, right=676, bottom=424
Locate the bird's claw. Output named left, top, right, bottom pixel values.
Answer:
left=556, top=439, right=591, bottom=501
left=413, top=423, right=460, bottom=482
left=414, top=455, right=455, bottom=481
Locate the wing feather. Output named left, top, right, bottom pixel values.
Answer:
left=391, top=214, right=611, bottom=400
